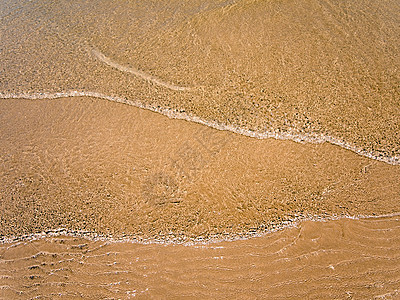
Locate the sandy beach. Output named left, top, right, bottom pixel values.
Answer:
left=1, top=96, right=399, bottom=242
left=1, top=216, right=400, bottom=299
left=1, top=0, right=400, bottom=298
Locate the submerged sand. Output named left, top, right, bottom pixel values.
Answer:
left=1, top=97, right=399, bottom=242
left=1, top=0, right=400, bottom=160
left=1, top=0, right=400, bottom=298
left=1, top=216, right=400, bottom=299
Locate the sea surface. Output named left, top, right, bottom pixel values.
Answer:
left=1, top=0, right=400, bottom=298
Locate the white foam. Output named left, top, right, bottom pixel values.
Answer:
left=0, top=212, right=398, bottom=245
left=1, top=90, right=399, bottom=165
left=90, top=47, right=191, bottom=92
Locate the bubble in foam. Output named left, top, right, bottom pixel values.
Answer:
left=0, top=90, right=399, bottom=165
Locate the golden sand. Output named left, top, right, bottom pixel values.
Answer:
left=1, top=217, right=400, bottom=299
left=1, top=0, right=400, bottom=298
left=1, top=0, right=399, bottom=161
left=1, top=97, right=399, bottom=242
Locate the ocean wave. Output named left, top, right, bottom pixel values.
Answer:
left=1, top=211, right=399, bottom=245
left=89, top=46, right=191, bottom=92
left=1, top=90, right=399, bottom=165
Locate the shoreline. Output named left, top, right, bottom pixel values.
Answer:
left=1, top=91, right=399, bottom=166
left=2, top=1, right=400, bottom=298
left=2, top=212, right=399, bottom=246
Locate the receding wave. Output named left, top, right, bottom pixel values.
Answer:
left=0, top=91, right=399, bottom=165
left=1, top=212, right=400, bottom=245
left=89, top=47, right=191, bottom=92
left=1, top=1, right=400, bottom=297
left=1, top=216, right=400, bottom=299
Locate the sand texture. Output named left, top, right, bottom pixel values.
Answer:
left=0, top=97, right=399, bottom=242
left=1, top=0, right=400, bottom=298
left=1, top=0, right=400, bottom=161
left=1, top=217, right=400, bottom=299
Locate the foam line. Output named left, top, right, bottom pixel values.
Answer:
left=90, top=47, right=191, bottom=92
left=0, top=90, right=399, bottom=165
left=0, top=212, right=399, bottom=245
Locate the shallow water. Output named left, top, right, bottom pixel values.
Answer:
left=1, top=216, right=400, bottom=299
left=1, top=0, right=400, bottom=160
left=1, top=96, right=399, bottom=241
left=1, top=0, right=400, bottom=298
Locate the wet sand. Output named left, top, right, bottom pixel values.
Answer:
left=1, top=0, right=400, bottom=160
left=0, top=97, right=399, bottom=298
left=1, top=97, right=399, bottom=242
left=1, top=217, right=400, bottom=299
left=1, top=0, right=400, bottom=298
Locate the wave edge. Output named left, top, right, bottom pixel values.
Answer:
left=0, top=90, right=399, bottom=165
